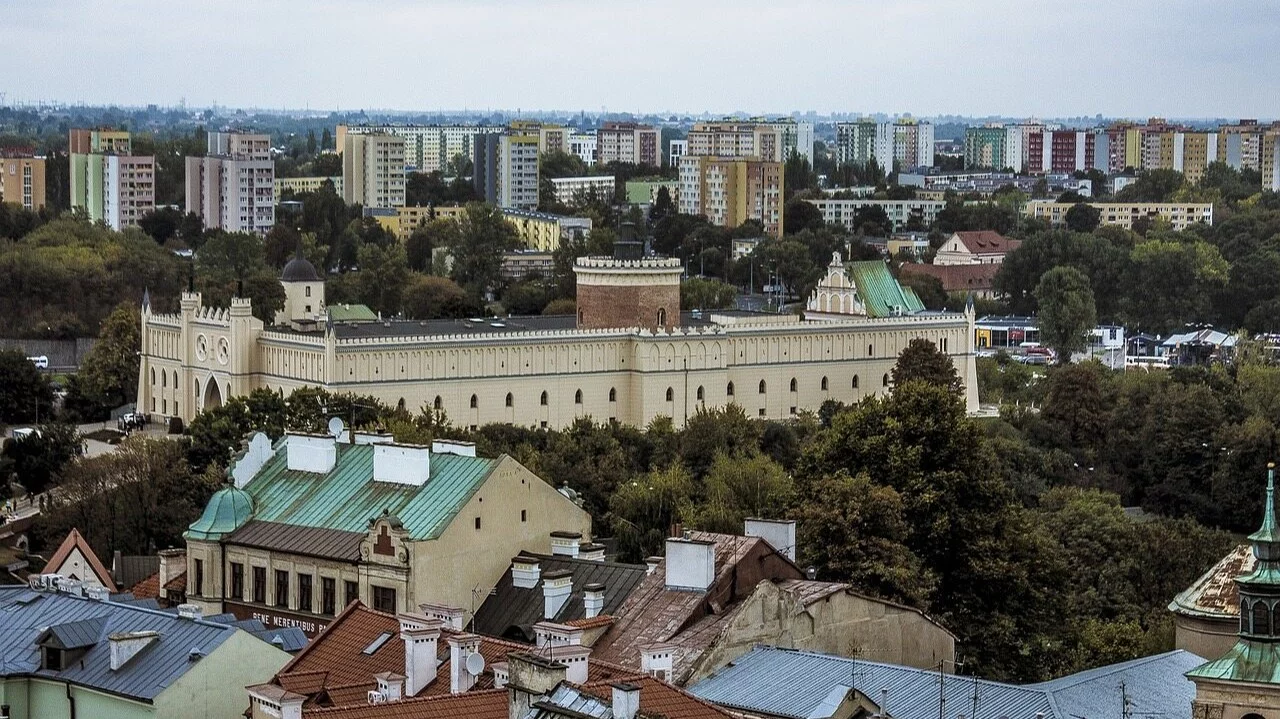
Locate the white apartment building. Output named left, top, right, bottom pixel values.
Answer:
left=669, top=139, right=688, bottom=167
left=274, top=176, right=343, bottom=202
left=343, top=134, right=406, bottom=209
left=499, top=134, right=540, bottom=210
left=805, top=198, right=946, bottom=232
left=1026, top=201, right=1214, bottom=231
left=568, top=132, right=598, bottom=167
left=103, top=155, right=156, bottom=231
left=186, top=132, right=275, bottom=235
left=834, top=120, right=934, bottom=171
left=549, top=175, right=615, bottom=205
left=338, top=124, right=504, bottom=173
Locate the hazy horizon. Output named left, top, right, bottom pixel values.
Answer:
left=6, top=0, right=1279, bottom=119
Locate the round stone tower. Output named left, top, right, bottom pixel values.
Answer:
left=573, top=231, right=682, bottom=331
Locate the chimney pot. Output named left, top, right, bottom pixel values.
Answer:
left=512, top=556, right=541, bottom=589
left=644, top=556, right=662, bottom=576
left=612, top=682, right=641, bottom=719
left=542, top=570, right=573, bottom=619
left=549, top=531, right=583, bottom=558
left=285, top=433, right=337, bottom=473
left=583, top=583, right=606, bottom=619
left=373, top=442, right=431, bottom=485
left=398, top=615, right=442, bottom=696
left=447, top=633, right=483, bottom=694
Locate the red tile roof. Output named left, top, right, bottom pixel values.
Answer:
left=900, top=262, right=1001, bottom=293
left=952, top=230, right=1021, bottom=254
left=564, top=615, right=615, bottom=630
left=129, top=572, right=161, bottom=600
left=44, top=527, right=114, bottom=587
left=164, top=572, right=187, bottom=593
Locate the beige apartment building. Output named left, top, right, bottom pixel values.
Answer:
left=678, top=155, right=784, bottom=236
left=274, top=176, right=342, bottom=202
left=1027, top=201, right=1214, bottom=230
left=186, top=132, right=275, bottom=234
left=338, top=123, right=504, bottom=173
left=343, top=133, right=406, bottom=209
left=0, top=154, right=46, bottom=210
left=597, top=122, right=660, bottom=166
left=69, top=129, right=155, bottom=230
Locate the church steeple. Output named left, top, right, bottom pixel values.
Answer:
left=1237, top=463, right=1280, bottom=641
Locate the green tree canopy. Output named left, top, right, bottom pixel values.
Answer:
left=1035, top=266, right=1097, bottom=363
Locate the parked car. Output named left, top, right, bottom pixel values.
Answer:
left=26, top=355, right=48, bottom=369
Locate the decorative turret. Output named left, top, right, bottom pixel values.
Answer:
left=276, top=246, right=325, bottom=327
left=573, top=224, right=681, bottom=331
left=1236, top=463, right=1280, bottom=641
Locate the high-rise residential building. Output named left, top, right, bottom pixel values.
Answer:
left=891, top=119, right=934, bottom=170
left=596, top=122, right=660, bottom=166
left=0, top=153, right=47, bottom=211
left=1218, top=120, right=1268, bottom=172
left=535, top=123, right=570, bottom=155
left=473, top=128, right=540, bottom=210
left=834, top=119, right=934, bottom=172
left=337, top=124, right=504, bottom=173
left=964, top=125, right=1023, bottom=171
left=568, top=132, right=598, bottom=167
left=342, top=133, right=406, bottom=209
left=69, top=129, right=155, bottom=230
left=686, top=119, right=814, bottom=165
left=668, top=139, right=688, bottom=167
left=185, top=132, right=275, bottom=235
left=1263, top=131, right=1280, bottom=192
left=1025, top=129, right=1098, bottom=174
left=678, top=155, right=784, bottom=237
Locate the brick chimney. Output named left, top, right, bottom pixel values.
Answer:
left=397, top=613, right=442, bottom=696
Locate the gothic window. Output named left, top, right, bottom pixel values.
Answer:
left=434, top=396, right=443, bottom=410
left=727, top=382, right=735, bottom=396
left=759, top=380, right=767, bottom=394
left=160, top=370, right=166, bottom=388
left=882, top=373, right=890, bottom=387
left=575, top=389, right=583, bottom=404
left=666, top=387, right=674, bottom=402
left=1254, top=601, right=1272, bottom=635
left=696, top=386, right=704, bottom=401
left=609, top=388, right=616, bottom=402
left=470, top=394, right=478, bottom=409
left=505, top=393, right=514, bottom=407
left=789, top=378, right=797, bottom=392
left=821, top=376, right=829, bottom=391
left=657, top=308, right=667, bottom=326
left=540, top=391, right=548, bottom=406
left=853, top=375, right=860, bottom=389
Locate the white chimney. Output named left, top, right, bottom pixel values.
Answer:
left=640, top=643, right=676, bottom=682
left=86, top=585, right=110, bottom=601
left=583, top=583, right=605, bottom=618
left=397, top=614, right=442, bottom=696
left=109, top=631, right=159, bottom=670
left=447, top=633, right=483, bottom=694
left=231, top=432, right=276, bottom=488
left=177, top=603, right=203, bottom=620
left=542, top=570, right=572, bottom=619
left=353, top=431, right=395, bottom=445
left=533, top=621, right=584, bottom=648
left=286, top=433, right=337, bottom=473
left=158, top=549, right=184, bottom=593
left=664, top=538, right=715, bottom=591
left=431, top=439, right=477, bottom=457
left=512, top=557, right=541, bottom=589
left=579, top=543, right=606, bottom=561
left=418, top=603, right=465, bottom=631
left=57, top=578, right=83, bottom=597
left=373, top=443, right=431, bottom=485
left=612, top=682, right=641, bottom=719
left=555, top=644, right=592, bottom=684
left=744, top=518, right=798, bottom=562
left=248, top=684, right=304, bottom=719
left=550, top=531, right=582, bottom=558
left=644, top=557, right=662, bottom=576
left=374, top=672, right=404, bottom=701
left=492, top=661, right=509, bottom=689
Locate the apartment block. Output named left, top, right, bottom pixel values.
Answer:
left=1218, top=120, right=1268, bottom=171
left=1262, top=131, right=1280, bottom=192
left=568, top=132, right=598, bottom=167
left=1027, top=201, right=1214, bottom=231
left=834, top=119, right=933, bottom=171
left=805, top=198, right=946, bottom=232
left=473, top=129, right=540, bottom=210
left=1025, top=129, right=1101, bottom=174
left=501, top=208, right=593, bottom=252
left=596, top=122, right=660, bottom=166
left=549, top=175, right=616, bottom=205
left=274, top=176, right=342, bottom=202
left=69, top=129, right=155, bottom=230
left=337, top=124, right=504, bottom=173
left=669, top=139, right=688, bottom=167
left=536, top=124, right=571, bottom=155
left=343, top=133, right=406, bottom=209
left=186, top=132, right=275, bottom=235
left=0, top=154, right=47, bottom=210
left=678, top=155, right=784, bottom=236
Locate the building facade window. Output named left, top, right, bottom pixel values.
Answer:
left=345, top=580, right=359, bottom=608
left=521, top=509, right=527, bottom=522
left=230, top=563, right=244, bottom=601
left=470, top=394, right=478, bottom=408
left=789, top=378, right=797, bottom=392
left=194, top=558, right=204, bottom=596
left=505, top=392, right=514, bottom=407
left=275, top=570, right=289, bottom=608
left=882, top=373, right=890, bottom=387
left=373, top=586, right=397, bottom=613
left=609, top=388, right=616, bottom=402
left=696, top=386, right=705, bottom=401
left=298, top=573, right=313, bottom=613
left=853, top=375, right=860, bottom=389
left=540, top=391, right=548, bottom=405
left=657, top=308, right=667, bottom=325
left=575, top=389, right=583, bottom=404
left=727, top=381, right=735, bottom=396
left=759, top=380, right=767, bottom=394
left=821, top=376, right=829, bottom=390
left=322, top=577, right=336, bottom=615
left=252, top=567, right=267, bottom=604
left=666, top=387, right=674, bottom=401
left=434, top=396, right=443, bottom=410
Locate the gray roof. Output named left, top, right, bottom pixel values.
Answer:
left=223, top=520, right=364, bottom=563
left=196, top=612, right=310, bottom=653
left=688, top=646, right=1205, bottom=719
left=112, top=555, right=159, bottom=590
left=0, top=585, right=263, bottom=701
left=525, top=682, right=615, bottom=718
left=471, top=551, right=648, bottom=641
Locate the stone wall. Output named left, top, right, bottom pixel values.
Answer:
left=0, top=338, right=97, bottom=370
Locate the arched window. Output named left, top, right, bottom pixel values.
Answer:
left=758, top=380, right=767, bottom=394
left=540, top=391, right=548, bottom=406
left=666, top=387, right=674, bottom=402
left=1243, top=600, right=1251, bottom=634
left=608, top=388, right=617, bottom=402
left=882, top=373, right=890, bottom=387
left=173, top=370, right=178, bottom=389
left=578, top=308, right=584, bottom=325
left=575, top=389, right=583, bottom=404
left=853, top=375, right=860, bottom=389
left=789, top=378, right=797, bottom=392
left=1254, top=601, right=1271, bottom=636
left=470, top=394, right=478, bottom=409
left=696, top=386, right=705, bottom=401
left=505, top=392, right=514, bottom=407
left=867, top=344, right=874, bottom=357
left=397, top=397, right=406, bottom=409
left=152, top=368, right=158, bottom=386
left=821, top=376, right=829, bottom=391
left=727, top=381, right=735, bottom=396
left=657, top=308, right=667, bottom=326
left=434, top=396, right=443, bottom=410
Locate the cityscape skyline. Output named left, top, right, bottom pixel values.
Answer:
left=6, top=0, right=1279, bottom=118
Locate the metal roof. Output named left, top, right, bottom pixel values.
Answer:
left=224, top=520, right=364, bottom=562
left=242, top=442, right=497, bottom=540
left=1168, top=544, right=1251, bottom=620
left=0, top=585, right=257, bottom=701
left=689, top=646, right=1204, bottom=719
left=847, top=261, right=926, bottom=318
left=1186, top=639, right=1280, bottom=684
left=471, top=551, right=648, bottom=640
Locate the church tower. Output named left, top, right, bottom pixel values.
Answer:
left=276, top=247, right=325, bottom=327
left=1188, top=463, right=1280, bottom=719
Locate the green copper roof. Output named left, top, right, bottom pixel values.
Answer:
left=186, top=485, right=254, bottom=540
left=847, top=261, right=926, bottom=318
left=1250, top=466, right=1280, bottom=544
left=328, top=304, right=379, bottom=323
left=240, top=442, right=497, bottom=540
left=1187, top=639, right=1280, bottom=684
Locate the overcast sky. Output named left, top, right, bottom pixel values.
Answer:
left=5, top=0, right=1277, bottom=119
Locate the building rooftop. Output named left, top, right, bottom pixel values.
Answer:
left=44, top=528, right=114, bottom=588
left=1169, top=544, right=1251, bottom=620
left=471, top=551, right=648, bottom=641
left=689, top=646, right=1205, bottom=719
left=234, top=441, right=498, bottom=540
left=224, top=520, right=366, bottom=563
left=901, top=263, right=1001, bottom=293
left=951, top=230, right=1021, bottom=255
left=846, top=260, right=925, bottom=316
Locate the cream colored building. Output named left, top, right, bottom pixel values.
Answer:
left=502, top=208, right=593, bottom=252
left=0, top=155, right=46, bottom=210
left=1027, top=201, right=1214, bottom=230
left=678, top=155, right=785, bottom=237
left=182, top=431, right=593, bottom=635
left=338, top=123, right=504, bottom=173
left=549, top=175, right=616, bottom=205
left=137, top=249, right=977, bottom=434
left=274, top=176, right=342, bottom=201
left=343, top=133, right=406, bottom=209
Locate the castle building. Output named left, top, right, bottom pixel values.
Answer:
left=136, top=250, right=978, bottom=430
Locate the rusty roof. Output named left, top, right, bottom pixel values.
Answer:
left=900, top=262, right=1001, bottom=292
left=224, top=520, right=365, bottom=563
left=1169, top=544, right=1252, bottom=619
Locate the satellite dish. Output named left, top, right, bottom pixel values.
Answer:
left=328, top=416, right=346, bottom=440
left=465, top=651, right=486, bottom=676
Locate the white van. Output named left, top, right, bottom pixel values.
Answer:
left=27, top=356, right=48, bottom=369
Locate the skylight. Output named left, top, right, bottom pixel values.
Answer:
left=363, top=631, right=393, bottom=655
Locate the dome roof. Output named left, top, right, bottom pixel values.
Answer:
left=186, top=485, right=254, bottom=540
left=281, top=255, right=320, bottom=282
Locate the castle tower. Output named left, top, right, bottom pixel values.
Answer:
left=276, top=248, right=325, bottom=326
left=1187, top=463, right=1280, bottom=719
left=572, top=225, right=681, bottom=331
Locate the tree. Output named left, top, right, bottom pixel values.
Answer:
left=321, top=128, right=333, bottom=151
left=406, top=219, right=458, bottom=272
left=445, top=204, right=522, bottom=298
left=678, top=405, right=761, bottom=479
left=543, top=298, right=576, bottom=315
left=307, top=130, right=317, bottom=155
left=610, top=464, right=695, bottom=561
left=783, top=197, right=825, bottom=235
left=77, top=303, right=140, bottom=413
left=690, top=453, right=794, bottom=534
left=680, top=278, right=737, bottom=310
left=137, top=207, right=183, bottom=244
left=197, top=231, right=266, bottom=287
left=402, top=275, right=473, bottom=320
left=354, top=243, right=410, bottom=316
left=0, top=350, right=54, bottom=424
left=898, top=272, right=947, bottom=310
left=1, top=421, right=81, bottom=495
left=1124, top=239, right=1227, bottom=334
left=1035, top=267, right=1096, bottom=363
left=890, top=338, right=961, bottom=394
left=1115, top=169, right=1185, bottom=202
left=1064, top=202, right=1101, bottom=232
left=649, top=186, right=675, bottom=225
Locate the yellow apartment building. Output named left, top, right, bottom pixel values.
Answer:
left=0, top=155, right=46, bottom=210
